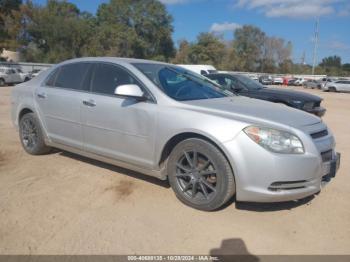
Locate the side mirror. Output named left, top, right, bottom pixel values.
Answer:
left=114, top=84, right=146, bottom=101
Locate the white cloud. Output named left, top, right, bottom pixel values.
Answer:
left=328, top=40, right=350, bottom=50
left=236, top=0, right=347, bottom=19
left=210, top=22, right=242, bottom=33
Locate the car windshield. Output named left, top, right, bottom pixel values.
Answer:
left=133, top=63, right=231, bottom=101
left=234, top=75, right=265, bottom=90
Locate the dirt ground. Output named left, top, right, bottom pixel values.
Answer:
left=0, top=85, right=349, bottom=255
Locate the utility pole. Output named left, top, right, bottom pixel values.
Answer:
left=312, top=17, right=320, bottom=76
left=301, top=51, right=306, bottom=65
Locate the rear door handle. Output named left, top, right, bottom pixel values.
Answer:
left=82, top=99, right=96, bottom=107
left=36, top=92, right=47, bottom=99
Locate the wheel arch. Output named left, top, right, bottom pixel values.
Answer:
left=158, top=132, right=236, bottom=180
left=18, top=108, right=34, bottom=122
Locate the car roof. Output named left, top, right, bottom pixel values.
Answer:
left=59, top=57, right=170, bottom=67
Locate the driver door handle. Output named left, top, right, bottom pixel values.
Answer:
left=36, top=92, right=47, bottom=99
left=82, top=99, right=96, bottom=107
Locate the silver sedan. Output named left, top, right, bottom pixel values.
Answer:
left=11, top=58, right=340, bottom=211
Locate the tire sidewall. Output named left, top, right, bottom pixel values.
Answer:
left=19, top=113, right=49, bottom=155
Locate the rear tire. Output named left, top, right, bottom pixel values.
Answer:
left=19, top=113, right=51, bottom=155
left=167, top=138, right=235, bottom=211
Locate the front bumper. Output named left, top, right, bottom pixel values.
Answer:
left=224, top=131, right=340, bottom=202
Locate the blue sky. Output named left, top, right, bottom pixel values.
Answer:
left=33, top=0, right=350, bottom=64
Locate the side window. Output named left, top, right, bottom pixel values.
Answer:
left=224, top=77, right=235, bottom=89
left=53, top=63, right=90, bottom=90
left=46, top=68, right=60, bottom=87
left=91, top=63, right=140, bottom=95
left=213, top=76, right=227, bottom=87
left=200, top=70, right=207, bottom=75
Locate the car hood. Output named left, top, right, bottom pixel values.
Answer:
left=183, top=96, right=321, bottom=128
left=259, top=87, right=322, bottom=102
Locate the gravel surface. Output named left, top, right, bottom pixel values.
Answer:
left=0, top=85, right=349, bottom=255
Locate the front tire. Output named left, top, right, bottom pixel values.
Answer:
left=167, top=138, right=235, bottom=211
left=19, top=113, right=51, bottom=155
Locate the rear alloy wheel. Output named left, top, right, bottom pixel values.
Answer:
left=19, top=113, right=51, bottom=155
left=0, top=78, right=5, bottom=86
left=329, top=87, right=337, bottom=92
left=168, top=138, right=235, bottom=211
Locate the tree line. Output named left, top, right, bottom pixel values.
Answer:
left=0, top=0, right=349, bottom=76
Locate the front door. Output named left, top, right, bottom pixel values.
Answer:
left=81, top=63, right=157, bottom=169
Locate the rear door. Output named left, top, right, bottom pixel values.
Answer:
left=338, top=81, right=350, bottom=92
left=35, top=63, right=91, bottom=149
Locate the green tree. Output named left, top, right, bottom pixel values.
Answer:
left=96, top=0, right=175, bottom=61
left=233, top=25, right=265, bottom=72
left=21, top=0, right=95, bottom=63
left=342, top=63, right=350, bottom=72
left=172, top=40, right=191, bottom=64
left=320, top=55, right=342, bottom=68
left=0, top=0, right=22, bottom=50
left=187, top=33, right=226, bottom=68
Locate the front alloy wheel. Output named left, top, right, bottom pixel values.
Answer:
left=175, top=150, right=218, bottom=201
left=168, top=138, right=235, bottom=211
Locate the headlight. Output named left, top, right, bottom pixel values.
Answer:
left=290, top=100, right=303, bottom=108
left=244, top=126, right=304, bottom=154
left=303, top=101, right=314, bottom=110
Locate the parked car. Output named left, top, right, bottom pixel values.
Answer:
left=323, top=80, right=350, bottom=92
left=30, top=68, right=47, bottom=78
left=303, top=79, right=319, bottom=89
left=205, top=73, right=326, bottom=117
left=11, top=58, right=340, bottom=211
left=259, top=76, right=273, bottom=85
left=0, top=67, right=27, bottom=86
left=178, top=64, right=217, bottom=75
left=272, top=77, right=283, bottom=85
left=248, top=74, right=259, bottom=81
left=294, top=78, right=307, bottom=86
left=319, top=77, right=337, bottom=90
left=288, top=78, right=297, bottom=86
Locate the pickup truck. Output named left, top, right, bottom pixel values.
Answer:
left=0, top=67, right=30, bottom=86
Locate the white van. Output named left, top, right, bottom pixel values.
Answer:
left=178, top=64, right=217, bottom=75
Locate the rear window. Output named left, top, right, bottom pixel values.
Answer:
left=47, top=63, right=90, bottom=91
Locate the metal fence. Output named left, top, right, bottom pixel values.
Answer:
left=0, top=62, right=53, bottom=73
